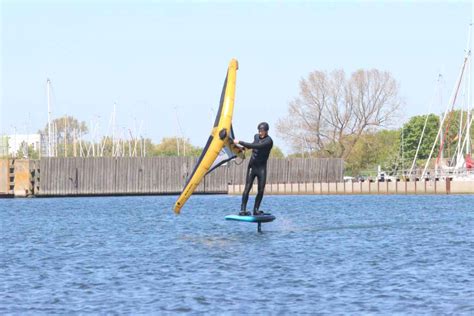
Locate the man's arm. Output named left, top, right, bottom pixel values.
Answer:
left=238, top=137, right=273, bottom=150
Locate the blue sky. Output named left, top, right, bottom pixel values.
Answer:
left=1, top=1, right=473, bottom=153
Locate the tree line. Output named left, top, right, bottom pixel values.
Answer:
left=277, top=69, right=473, bottom=176
left=11, top=117, right=284, bottom=159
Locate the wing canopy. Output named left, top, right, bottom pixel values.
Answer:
left=173, top=59, right=243, bottom=213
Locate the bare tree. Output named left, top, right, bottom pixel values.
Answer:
left=277, top=69, right=402, bottom=158
left=38, top=115, right=88, bottom=144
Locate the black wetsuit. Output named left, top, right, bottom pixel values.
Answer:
left=239, top=134, right=273, bottom=212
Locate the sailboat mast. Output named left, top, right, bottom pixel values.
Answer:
left=408, top=74, right=442, bottom=177
left=467, top=23, right=473, bottom=155
left=439, top=75, right=444, bottom=162
left=401, top=125, right=404, bottom=172
left=174, top=106, right=186, bottom=157
left=456, top=88, right=465, bottom=162
left=112, top=102, right=116, bottom=157
left=422, top=49, right=469, bottom=178
left=64, top=116, right=68, bottom=157
left=47, top=78, right=52, bottom=157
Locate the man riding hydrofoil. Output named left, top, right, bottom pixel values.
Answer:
left=233, top=122, right=273, bottom=216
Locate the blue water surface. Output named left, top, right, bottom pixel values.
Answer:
left=1, top=195, right=473, bottom=314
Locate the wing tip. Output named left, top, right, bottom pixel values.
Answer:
left=173, top=202, right=182, bottom=214
left=230, top=58, right=239, bottom=70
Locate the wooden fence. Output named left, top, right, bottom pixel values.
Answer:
left=34, top=157, right=344, bottom=196
left=228, top=158, right=344, bottom=185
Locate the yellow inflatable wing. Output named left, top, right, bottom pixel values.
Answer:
left=173, top=59, right=244, bottom=214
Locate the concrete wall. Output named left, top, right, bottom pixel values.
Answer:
left=36, top=157, right=228, bottom=196
left=12, top=160, right=33, bottom=197
left=34, top=157, right=344, bottom=197
left=3, top=157, right=472, bottom=197
left=0, top=159, right=11, bottom=196
left=0, top=159, right=33, bottom=197
left=229, top=180, right=474, bottom=195
left=450, top=180, right=474, bottom=194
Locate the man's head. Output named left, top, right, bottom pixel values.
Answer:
left=257, top=122, right=269, bottom=138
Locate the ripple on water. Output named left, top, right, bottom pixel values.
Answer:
left=1, top=195, right=473, bottom=314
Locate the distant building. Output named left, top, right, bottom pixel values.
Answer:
left=7, top=134, right=41, bottom=158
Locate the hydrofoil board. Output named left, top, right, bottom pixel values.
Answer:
left=225, top=213, right=275, bottom=232
left=225, top=213, right=275, bottom=223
